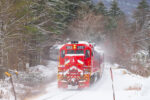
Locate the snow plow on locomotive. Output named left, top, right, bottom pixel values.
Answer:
left=57, top=41, right=104, bottom=89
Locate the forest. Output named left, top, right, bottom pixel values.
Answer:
left=0, top=0, right=150, bottom=78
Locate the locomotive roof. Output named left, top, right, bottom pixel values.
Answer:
left=67, top=41, right=90, bottom=46
left=59, top=41, right=95, bottom=49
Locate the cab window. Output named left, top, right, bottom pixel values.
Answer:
left=61, top=50, right=65, bottom=58
left=91, top=50, right=93, bottom=56
left=76, top=50, right=84, bottom=54
left=67, top=50, right=75, bottom=54
left=85, top=50, right=90, bottom=58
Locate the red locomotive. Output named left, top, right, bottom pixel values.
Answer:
left=57, top=41, right=104, bottom=89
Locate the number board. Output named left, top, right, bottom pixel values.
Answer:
left=66, top=46, right=72, bottom=49
left=77, top=46, right=85, bottom=49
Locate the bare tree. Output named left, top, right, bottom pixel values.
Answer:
left=66, top=13, right=105, bottom=42
left=0, top=0, right=38, bottom=74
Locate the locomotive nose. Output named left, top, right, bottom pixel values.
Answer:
left=71, top=78, right=78, bottom=86
left=74, top=55, right=84, bottom=63
left=65, top=56, right=84, bottom=66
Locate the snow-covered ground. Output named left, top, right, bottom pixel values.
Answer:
left=1, top=44, right=150, bottom=100
left=0, top=61, right=57, bottom=100
left=1, top=62, right=150, bottom=100
left=23, top=63, right=150, bottom=100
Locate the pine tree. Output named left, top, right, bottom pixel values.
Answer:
left=46, top=0, right=93, bottom=33
left=109, top=1, right=123, bottom=18
left=134, top=0, right=150, bottom=29
left=106, top=0, right=123, bottom=30
left=62, top=0, right=93, bottom=21
left=0, top=0, right=39, bottom=70
left=138, top=0, right=149, bottom=10
left=95, top=2, right=107, bottom=16
left=74, top=0, right=94, bottom=18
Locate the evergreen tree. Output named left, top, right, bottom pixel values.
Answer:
left=138, top=0, right=149, bottom=10
left=95, top=2, right=107, bottom=16
left=0, top=0, right=95, bottom=71
left=106, top=0, right=124, bottom=30
left=134, top=0, right=150, bottom=29
left=63, top=0, right=93, bottom=21
left=75, top=0, right=95, bottom=18
left=109, top=1, right=123, bottom=18
left=45, top=0, right=93, bottom=33
left=0, top=0, right=43, bottom=70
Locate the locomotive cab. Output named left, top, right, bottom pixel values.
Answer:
left=58, top=41, right=103, bottom=89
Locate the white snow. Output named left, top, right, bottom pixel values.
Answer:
left=67, top=41, right=90, bottom=46
left=63, top=66, right=83, bottom=76
left=0, top=78, right=14, bottom=100
left=21, top=45, right=150, bottom=100
left=131, top=50, right=150, bottom=67
left=23, top=63, right=150, bottom=100
left=54, top=44, right=63, bottom=49
left=65, top=59, right=70, bottom=65
left=0, top=66, right=149, bottom=100
left=0, top=61, right=58, bottom=100
left=77, top=59, right=84, bottom=65
left=1, top=45, right=150, bottom=100
left=65, top=54, right=84, bottom=56
left=95, top=46, right=104, bottom=55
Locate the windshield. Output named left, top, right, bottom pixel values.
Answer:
left=76, top=50, right=84, bottom=54
left=66, top=50, right=84, bottom=54
left=67, top=50, right=75, bottom=54
left=85, top=50, right=90, bottom=58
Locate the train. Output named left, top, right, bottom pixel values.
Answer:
left=57, top=41, right=104, bottom=89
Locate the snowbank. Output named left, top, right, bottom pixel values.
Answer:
left=25, top=64, right=150, bottom=100
left=0, top=61, right=58, bottom=100
left=0, top=78, right=13, bottom=100
left=132, top=50, right=149, bottom=67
